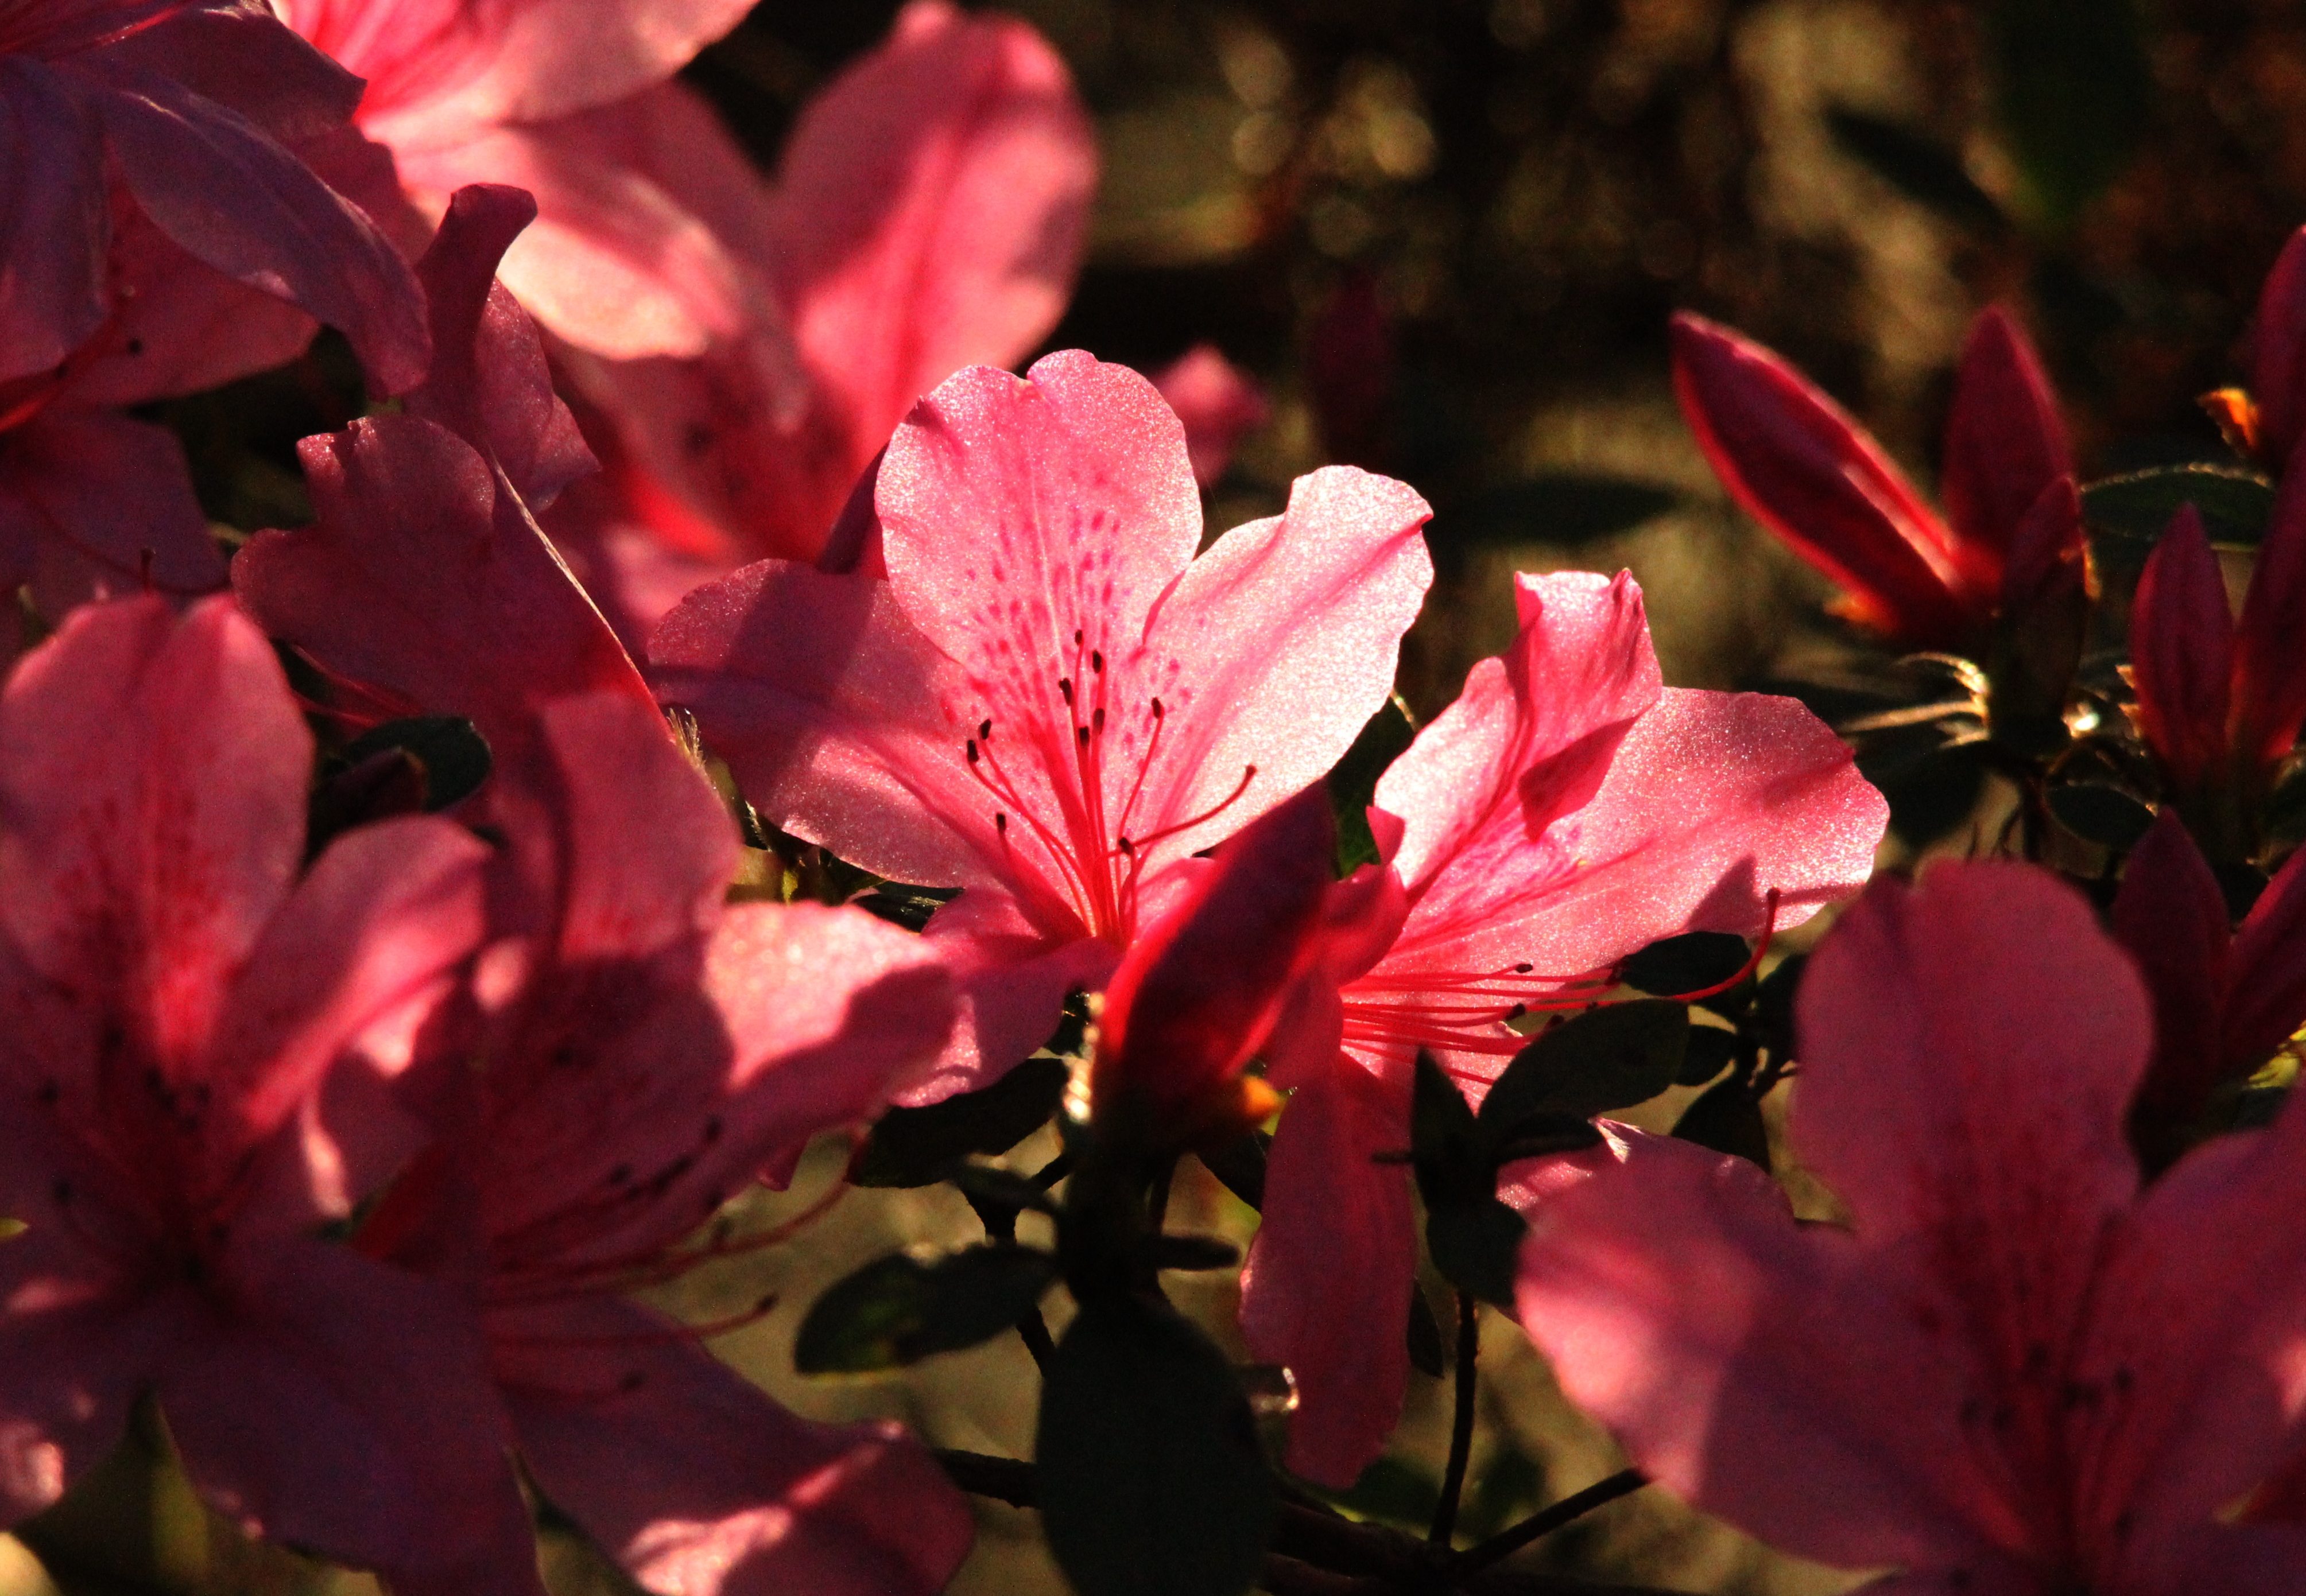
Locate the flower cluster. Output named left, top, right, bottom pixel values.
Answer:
left=6, top=6, right=2306, bottom=1596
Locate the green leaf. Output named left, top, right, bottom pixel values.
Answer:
left=794, top=1245, right=1057, bottom=1373
left=2046, top=784, right=2156, bottom=851
left=1196, top=1132, right=1268, bottom=1211
left=1410, top=1053, right=1489, bottom=1210
left=340, top=715, right=493, bottom=811
left=1754, top=954, right=1806, bottom=1061
left=1678, top=1025, right=1741, bottom=1088
left=2081, top=464, right=2277, bottom=549
left=1825, top=105, right=2006, bottom=234
left=1147, top=1233, right=1241, bottom=1272
left=1405, top=1286, right=1446, bottom=1378
left=1036, top=1298, right=1275, bottom=1596
left=1426, top=1198, right=1528, bottom=1308
left=1673, top=1078, right=1771, bottom=1171
left=1478, top=1000, right=1689, bottom=1133
left=1330, top=697, right=1417, bottom=873
left=1619, top=931, right=1752, bottom=1011
left=1436, top=473, right=1679, bottom=552
left=1987, top=0, right=2151, bottom=231
left=946, top=1162, right=1059, bottom=1216
left=850, top=1056, right=1068, bottom=1188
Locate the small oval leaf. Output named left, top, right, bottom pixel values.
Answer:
left=795, top=1245, right=1057, bottom=1373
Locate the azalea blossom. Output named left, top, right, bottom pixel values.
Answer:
left=1238, top=569, right=1886, bottom=1486
left=0, top=594, right=524, bottom=1586
left=652, top=350, right=1435, bottom=1103
left=2127, top=500, right=2306, bottom=855
left=281, top=0, right=1098, bottom=632
left=2109, top=809, right=2306, bottom=1171
left=356, top=690, right=972, bottom=1596
left=2207, top=224, right=2306, bottom=468
left=2, top=0, right=425, bottom=393
left=1672, top=306, right=2080, bottom=651
left=1517, top=861, right=2306, bottom=1594
left=1153, top=345, right=1270, bottom=488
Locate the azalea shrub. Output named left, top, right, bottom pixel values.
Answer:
left=13, top=3, right=2306, bottom=1596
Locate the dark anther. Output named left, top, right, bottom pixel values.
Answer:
left=1091, top=707, right=1104, bottom=733
left=1073, top=628, right=1085, bottom=645
left=703, top=1116, right=723, bottom=1145
left=1151, top=697, right=1164, bottom=720
left=1076, top=726, right=1091, bottom=748
left=978, top=719, right=993, bottom=740
left=619, top=1370, right=646, bottom=1393
left=1507, top=1003, right=1528, bottom=1019
left=1059, top=678, right=1074, bottom=705
left=50, top=1176, right=69, bottom=1206
left=966, top=739, right=980, bottom=764
left=607, top=1164, right=632, bottom=1186
left=125, top=337, right=144, bottom=356
left=1514, top=962, right=1533, bottom=974
left=1091, top=650, right=1104, bottom=672
left=1117, top=836, right=1135, bottom=856
left=995, top=813, right=1009, bottom=835
left=35, top=1079, right=57, bottom=1106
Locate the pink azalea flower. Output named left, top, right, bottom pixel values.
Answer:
left=1153, top=344, right=1270, bottom=489
left=2128, top=501, right=2306, bottom=852
left=1239, top=569, right=1887, bottom=1486
left=1, top=0, right=426, bottom=393
left=357, top=690, right=972, bottom=1596
left=2211, top=224, right=2306, bottom=467
left=1517, top=861, right=2306, bottom=1594
left=1672, top=306, right=2080, bottom=650
left=652, top=350, right=1436, bottom=1104
left=0, top=594, right=527, bottom=1587
left=2110, top=808, right=2306, bottom=1171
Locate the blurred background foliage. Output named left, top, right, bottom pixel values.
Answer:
left=62, top=1, right=2306, bottom=1593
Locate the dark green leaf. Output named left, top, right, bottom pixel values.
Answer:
left=856, top=882, right=958, bottom=932
left=1478, top=1000, right=1689, bottom=1132
left=1754, top=955, right=1807, bottom=1061
left=1197, top=1132, right=1268, bottom=1211
left=2263, top=768, right=2306, bottom=852
left=1427, top=1198, right=1527, bottom=1308
left=1868, top=737, right=1989, bottom=849
left=1037, top=1298, right=1275, bottom=1596
left=1673, top=1078, right=1771, bottom=1171
left=1620, top=931, right=1752, bottom=1009
left=1987, top=0, right=2151, bottom=230
left=1410, top=1053, right=1489, bottom=1210
left=795, top=1245, right=1059, bottom=1373
left=1678, top=1025, right=1740, bottom=1088
left=2046, top=784, right=2156, bottom=851
left=1330, top=697, right=1417, bottom=873
left=1405, top=1286, right=1446, bottom=1378
left=850, top=1056, right=1068, bottom=1188
left=1487, top=1116, right=1605, bottom=1166
left=341, top=715, right=493, bottom=811
left=1148, top=1234, right=1241, bottom=1272
left=1323, top=1457, right=1440, bottom=1528
left=947, top=1163, right=1058, bottom=1216
left=1824, top=106, right=2006, bottom=234
left=2081, top=465, right=2276, bottom=549
left=1438, top=473, right=1679, bottom=552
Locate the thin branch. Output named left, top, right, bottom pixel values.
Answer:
left=1458, top=1469, right=1648, bottom=1572
left=1431, top=1292, right=1479, bottom=1545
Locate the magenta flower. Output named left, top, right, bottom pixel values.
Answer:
left=1, top=0, right=425, bottom=393
left=1239, top=570, right=1886, bottom=1485
left=0, top=595, right=525, bottom=1585
left=358, top=690, right=972, bottom=1596
left=652, top=350, right=1435, bottom=1102
left=1517, top=861, right=2306, bottom=1594
left=1154, top=344, right=1270, bottom=488
left=2129, top=500, right=2306, bottom=852
left=1673, top=306, right=2080, bottom=650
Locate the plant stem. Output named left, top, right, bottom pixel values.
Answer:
left=1430, top=1291, right=1479, bottom=1546
left=1016, top=1303, right=1056, bottom=1371
left=1458, top=1469, right=1648, bottom=1572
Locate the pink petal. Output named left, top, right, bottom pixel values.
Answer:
left=1238, top=1063, right=1417, bottom=1488
left=768, top=0, right=1096, bottom=462
left=395, top=87, right=787, bottom=363
left=1792, top=863, right=2148, bottom=1260
left=0, top=407, right=223, bottom=598
left=1131, top=463, right=1433, bottom=868
left=0, top=597, right=308, bottom=1069
left=206, top=813, right=489, bottom=1222
left=1092, top=787, right=1338, bottom=1124
left=302, top=0, right=754, bottom=133
left=2223, top=839, right=2306, bottom=1075
left=1153, top=344, right=1269, bottom=487
left=1938, top=306, right=2073, bottom=584
left=160, top=1239, right=539, bottom=1591
left=85, top=60, right=429, bottom=394
left=0, top=60, right=107, bottom=383
left=540, top=481, right=738, bottom=651
left=2251, top=226, right=2306, bottom=465
left=2129, top=505, right=2234, bottom=794
left=649, top=558, right=1000, bottom=891
left=405, top=184, right=595, bottom=510
left=1670, top=312, right=1976, bottom=643
left=2233, top=464, right=2306, bottom=772
left=2059, top=1107, right=2306, bottom=1571
left=494, top=1296, right=972, bottom=1596
left=905, top=888, right=1117, bottom=1105
left=2110, top=810, right=2233, bottom=1148
left=94, top=2, right=363, bottom=142
left=234, top=414, right=650, bottom=770
left=1516, top=1128, right=2024, bottom=1574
